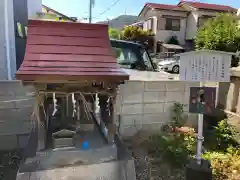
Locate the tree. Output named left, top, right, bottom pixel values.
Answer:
left=195, top=13, right=240, bottom=52
left=195, top=13, right=240, bottom=67
left=121, top=26, right=154, bottom=51
left=108, top=28, right=121, bottom=39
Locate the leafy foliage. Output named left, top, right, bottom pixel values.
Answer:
left=147, top=132, right=196, bottom=168
left=195, top=13, right=240, bottom=52
left=195, top=13, right=240, bottom=67
left=108, top=26, right=154, bottom=51
left=202, top=147, right=240, bottom=180
left=202, top=119, right=240, bottom=180
left=171, top=102, right=186, bottom=128
left=121, top=26, right=153, bottom=41
left=214, top=119, right=239, bottom=150
left=108, top=28, right=122, bottom=39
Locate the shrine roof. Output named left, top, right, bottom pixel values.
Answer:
left=16, top=20, right=129, bottom=83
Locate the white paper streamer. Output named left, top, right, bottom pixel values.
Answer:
left=52, top=92, right=57, bottom=116
left=72, top=93, right=76, bottom=117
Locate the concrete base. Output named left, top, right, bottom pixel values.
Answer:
left=186, top=158, right=212, bottom=180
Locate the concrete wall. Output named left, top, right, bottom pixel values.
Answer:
left=115, top=81, right=199, bottom=137
left=218, top=79, right=240, bottom=115
left=0, top=81, right=35, bottom=150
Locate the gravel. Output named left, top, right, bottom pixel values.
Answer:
left=124, top=132, right=185, bottom=180
left=0, top=150, right=22, bottom=180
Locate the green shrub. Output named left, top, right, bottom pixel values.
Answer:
left=214, top=119, right=238, bottom=150
left=171, top=102, right=186, bottom=129
left=202, top=148, right=240, bottom=180
left=148, top=132, right=196, bottom=168
left=202, top=119, right=240, bottom=180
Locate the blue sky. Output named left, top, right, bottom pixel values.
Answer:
left=42, top=0, right=240, bottom=22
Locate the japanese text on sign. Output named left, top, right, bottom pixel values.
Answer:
left=180, top=53, right=231, bottom=82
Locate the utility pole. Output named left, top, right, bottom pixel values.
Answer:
left=89, top=0, right=93, bottom=23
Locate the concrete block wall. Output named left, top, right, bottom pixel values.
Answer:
left=0, top=80, right=35, bottom=150
left=115, top=81, right=199, bottom=137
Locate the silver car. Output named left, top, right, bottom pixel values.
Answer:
left=158, top=55, right=180, bottom=73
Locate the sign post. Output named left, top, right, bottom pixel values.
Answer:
left=189, top=86, right=217, bottom=164
left=179, top=50, right=233, bottom=166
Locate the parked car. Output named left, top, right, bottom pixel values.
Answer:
left=158, top=55, right=180, bottom=73
left=110, top=39, right=156, bottom=72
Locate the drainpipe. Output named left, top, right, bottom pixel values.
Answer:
left=4, top=0, right=12, bottom=80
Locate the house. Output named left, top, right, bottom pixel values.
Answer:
left=40, top=5, right=77, bottom=22
left=0, top=0, right=79, bottom=80
left=0, top=0, right=41, bottom=80
left=136, top=1, right=237, bottom=53
left=177, top=1, right=236, bottom=41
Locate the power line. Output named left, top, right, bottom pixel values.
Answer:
left=99, top=0, right=121, bottom=16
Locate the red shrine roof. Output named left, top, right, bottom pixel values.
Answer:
left=16, top=20, right=129, bottom=83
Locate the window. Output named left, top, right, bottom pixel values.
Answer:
left=173, top=55, right=180, bottom=61
left=112, top=47, right=138, bottom=69
left=165, top=18, right=180, bottom=31
left=148, top=18, right=154, bottom=31
left=197, top=17, right=211, bottom=27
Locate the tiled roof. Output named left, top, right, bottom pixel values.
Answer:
left=178, top=1, right=236, bottom=12
left=42, top=5, right=77, bottom=22
left=145, top=3, right=187, bottom=11
left=16, top=20, right=129, bottom=83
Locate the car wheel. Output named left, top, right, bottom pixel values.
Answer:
left=172, top=65, right=179, bottom=73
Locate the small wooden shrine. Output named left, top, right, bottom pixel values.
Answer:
left=16, top=20, right=129, bottom=150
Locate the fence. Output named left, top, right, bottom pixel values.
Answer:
left=0, top=81, right=35, bottom=150
left=114, top=80, right=199, bottom=137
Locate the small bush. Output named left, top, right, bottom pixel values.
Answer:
left=147, top=132, right=196, bottom=168
left=207, top=119, right=239, bottom=151
left=167, top=36, right=180, bottom=45
left=171, top=102, right=186, bottom=129
left=203, top=147, right=240, bottom=180
left=203, top=119, right=240, bottom=180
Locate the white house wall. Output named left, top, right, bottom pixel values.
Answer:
left=186, top=11, right=198, bottom=40
left=139, top=9, right=188, bottom=45
left=0, top=0, right=16, bottom=80
left=155, top=18, right=187, bottom=45
left=0, top=0, right=8, bottom=79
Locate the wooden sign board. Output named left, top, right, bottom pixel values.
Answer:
left=180, top=51, right=232, bottom=82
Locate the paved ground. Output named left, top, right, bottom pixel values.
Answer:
left=17, top=144, right=136, bottom=180
left=17, top=128, right=136, bottom=180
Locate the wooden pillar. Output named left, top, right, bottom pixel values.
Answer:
left=36, top=95, right=47, bottom=151
left=98, top=94, right=110, bottom=125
